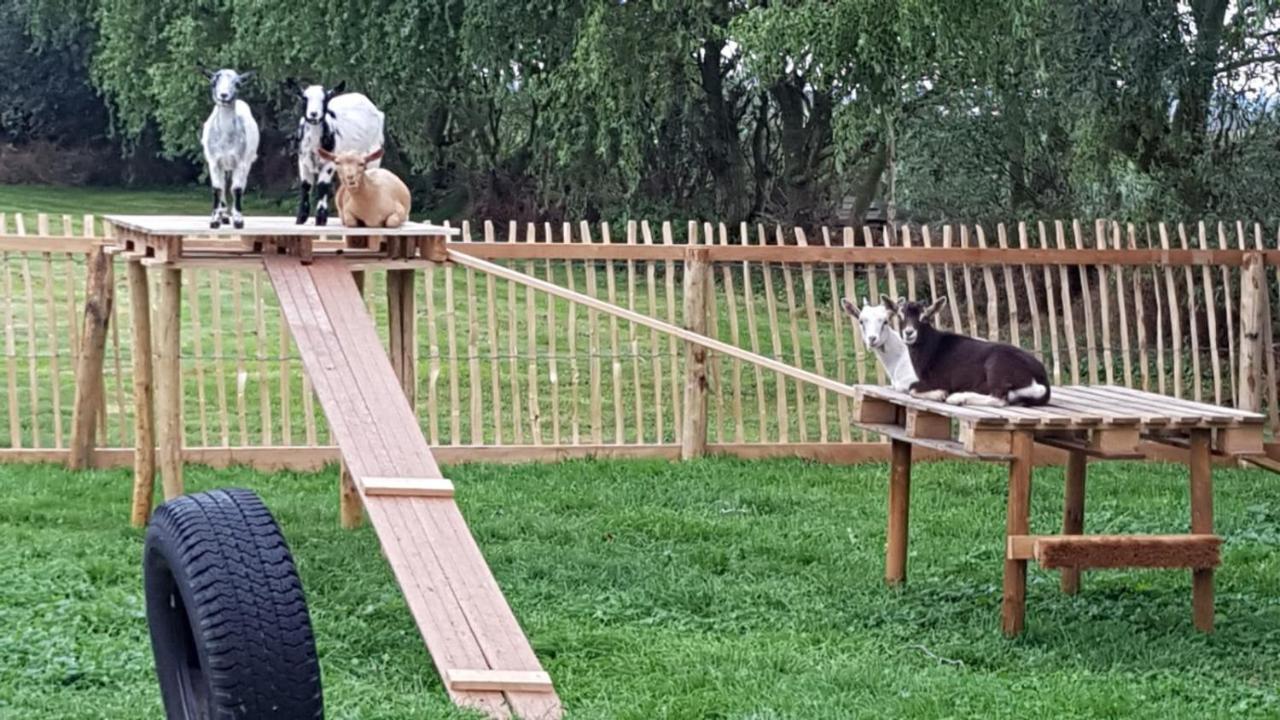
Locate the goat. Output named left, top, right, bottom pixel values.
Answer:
left=200, top=69, right=259, bottom=229
left=292, top=82, right=385, bottom=225
left=898, top=297, right=1050, bottom=406
left=840, top=295, right=917, bottom=392
left=317, top=147, right=411, bottom=228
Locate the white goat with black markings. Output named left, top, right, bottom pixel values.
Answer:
left=841, top=295, right=918, bottom=392
left=200, top=69, right=259, bottom=229
left=291, top=82, right=385, bottom=225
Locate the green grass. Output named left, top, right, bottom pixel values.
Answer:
left=1, top=457, right=1278, bottom=718
left=0, top=184, right=289, bottom=228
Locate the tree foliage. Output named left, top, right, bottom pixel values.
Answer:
left=10, top=0, right=1280, bottom=222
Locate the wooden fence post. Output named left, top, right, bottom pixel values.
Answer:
left=387, top=269, right=417, bottom=407
left=69, top=247, right=113, bottom=469
left=681, top=248, right=711, bottom=459
left=128, top=260, right=156, bottom=526
left=154, top=265, right=183, bottom=500
left=340, top=269, right=366, bottom=529
left=1238, top=252, right=1266, bottom=412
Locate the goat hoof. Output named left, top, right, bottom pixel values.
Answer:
left=233, top=219, right=244, bottom=230
left=209, top=219, right=221, bottom=229
left=219, top=216, right=230, bottom=226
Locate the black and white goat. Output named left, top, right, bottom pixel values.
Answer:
left=292, top=82, right=385, bottom=225
left=898, top=297, right=1051, bottom=406
left=200, top=69, right=260, bottom=229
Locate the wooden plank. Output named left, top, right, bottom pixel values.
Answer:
left=843, top=228, right=869, bottom=441
left=1002, top=430, right=1034, bottom=636
left=1006, top=534, right=1221, bottom=569
left=780, top=227, right=808, bottom=442
left=210, top=271, right=231, bottom=445
left=1158, top=223, right=1184, bottom=398
left=1039, top=222, right=1063, bottom=385
left=232, top=271, right=249, bottom=444
left=1179, top=224, right=1203, bottom=401
left=663, top=222, right=682, bottom=436
left=362, top=477, right=456, bottom=498
left=957, top=226, right=980, bottom=336
left=1217, top=223, right=1238, bottom=405
left=827, top=227, right=852, bottom=443
left=1110, top=222, right=1133, bottom=388
left=1194, top=223, right=1222, bottom=404
left=762, top=225, right=790, bottom=439
left=1096, top=384, right=1261, bottom=423
left=69, top=247, right=113, bottom=469
left=187, top=270, right=211, bottom=446
left=467, top=223, right=485, bottom=445
left=565, top=223, right=581, bottom=444
left=1129, top=225, right=1150, bottom=391
left=447, top=252, right=868, bottom=404
left=854, top=386, right=1015, bottom=425
left=421, top=262, right=441, bottom=444
left=253, top=273, right=273, bottom=444
left=1094, top=221, right=1114, bottom=385
left=920, top=226, right=945, bottom=330
left=797, top=228, right=828, bottom=441
left=445, top=238, right=463, bottom=445
left=0, top=222, right=19, bottom=448
left=902, top=225, right=919, bottom=301
left=16, top=217, right=41, bottom=447
left=446, top=670, right=554, bottom=694
left=720, top=223, right=745, bottom=442
left=505, top=235, right=524, bottom=444
left=1055, top=220, right=1081, bottom=384
left=962, top=425, right=1014, bottom=456
left=127, top=261, right=155, bottom=526
left=996, top=224, right=1021, bottom=347
left=485, top=222, right=504, bottom=445
left=976, top=226, right=1001, bottom=341
left=906, top=409, right=951, bottom=440
left=1190, top=428, right=1214, bottom=633
left=1255, top=224, right=1279, bottom=431
left=704, top=223, right=724, bottom=444
left=642, top=222, right=665, bottom=442
left=1072, top=220, right=1099, bottom=384
left=604, top=223, right=623, bottom=444
left=42, top=240, right=64, bottom=448
left=852, top=422, right=1013, bottom=460
left=582, top=221, right=602, bottom=444
left=627, top=222, right=645, bottom=443
left=523, top=222, right=542, bottom=445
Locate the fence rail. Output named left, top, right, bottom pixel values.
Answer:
left=0, top=212, right=1277, bottom=466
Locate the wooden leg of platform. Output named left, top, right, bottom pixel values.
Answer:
left=128, top=260, right=156, bottom=526
left=1190, top=429, right=1215, bottom=633
left=339, top=459, right=362, bottom=529
left=154, top=267, right=183, bottom=500
left=386, top=269, right=417, bottom=408
left=1003, top=430, right=1034, bottom=636
left=885, top=439, right=912, bottom=586
left=1061, top=450, right=1086, bottom=594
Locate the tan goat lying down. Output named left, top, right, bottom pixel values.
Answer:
left=317, top=147, right=411, bottom=228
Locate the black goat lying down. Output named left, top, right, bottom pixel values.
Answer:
left=898, top=297, right=1051, bottom=407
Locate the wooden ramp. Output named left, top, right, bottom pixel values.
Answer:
left=265, top=257, right=561, bottom=720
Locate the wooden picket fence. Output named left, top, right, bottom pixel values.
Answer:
left=0, top=211, right=1276, bottom=468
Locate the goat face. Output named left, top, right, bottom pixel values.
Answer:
left=898, top=296, right=948, bottom=345
left=318, top=146, right=385, bottom=189
left=205, top=69, right=254, bottom=105
left=300, top=81, right=347, bottom=124
left=841, top=295, right=897, bottom=350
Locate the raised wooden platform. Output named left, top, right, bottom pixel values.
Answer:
left=265, top=257, right=560, bottom=720
left=854, top=384, right=1265, bottom=458
left=854, top=384, right=1264, bottom=637
left=104, top=215, right=456, bottom=266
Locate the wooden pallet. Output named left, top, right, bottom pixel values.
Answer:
left=104, top=215, right=454, bottom=267
left=265, top=257, right=561, bottom=720
left=1007, top=534, right=1222, bottom=569
left=852, top=384, right=1265, bottom=458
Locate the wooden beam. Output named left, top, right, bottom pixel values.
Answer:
left=1238, top=252, right=1266, bottom=412
left=681, top=249, right=711, bottom=460
left=69, top=247, right=113, bottom=469
left=885, top=439, right=912, bottom=585
left=1003, top=431, right=1034, bottom=637
left=447, top=249, right=862, bottom=401
left=1190, top=429, right=1214, bottom=633
left=360, top=476, right=455, bottom=498
left=445, top=669, right=554, bottom=694
left=1061, top=451, right=1086, bottom=594
left=906, top=409, right=951, bottom=440
left=128, top=260, right=156, bottom=526
left=154, top=266, right=183, bottom=500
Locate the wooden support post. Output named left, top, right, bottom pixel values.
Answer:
left=340, top=269, right=367, bottom=529
left=1190, top=428, right=1214, bottom=632
left=1003, top=430, right=1034, bottom=636
left=69, top=247, right=113, bottom=469
left=339, top=460, right=362, bottom=529
left=128, top=260, right=156, bottom=526
left=1061, top=450, right=1086, bottom=594
left=387, top=269, right=417, bottom=407
left=154, top=266, right=183, bottom=500
left=1238, top=252, right=1265, bottom=412
left=886, top=438, right=912, bottom=585
left=681, top=249, right=711, bottom=460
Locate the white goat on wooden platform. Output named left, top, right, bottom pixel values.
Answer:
left=292, top=82, right=385, bottom=226
left=200, top=69, right=259, bottom=229
left=842, top=296, right=918, bottom=392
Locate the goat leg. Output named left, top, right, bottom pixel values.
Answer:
left=295, top=181, right=312, bottom=225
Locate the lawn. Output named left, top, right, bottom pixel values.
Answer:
left=1, top=457, right=1278, bottom=718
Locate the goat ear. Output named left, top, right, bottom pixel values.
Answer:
left=896, top=297, right=908, bottom=312
left=922, top=296, right=948, bottom=320
left=880, top=294, right=896, bottom=312
left=199, top=67, right=216, bottom=80
left=840, top=298, right=859, bottom=319
left=326, top=81, right=347, bottom=98
left=237, top=70, right=255, bottom=83
left=364, top=147, right=385, bottom=164
left=317, top=147, right=336, bottom=162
